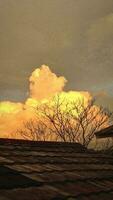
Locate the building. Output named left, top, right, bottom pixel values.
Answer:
left=95, top=125, right=113, bottom=138
left=0, top=138, right=113, bottom=199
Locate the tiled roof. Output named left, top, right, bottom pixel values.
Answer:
left=95, top=125, right=113, bottom=138
left=0, top=138, right=113, bottom=200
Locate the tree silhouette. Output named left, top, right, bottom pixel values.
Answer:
left=17, top=95, right=113, bottom=149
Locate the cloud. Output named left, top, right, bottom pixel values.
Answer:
left=0, top=65, right=67, bottom=138
left=94, top=91, right=113, bottom=110
left=0, top=65, right=100, bottom=139
left=86, top=13, right=113, bottom=61
left=29, top=65, right=67, bottom=100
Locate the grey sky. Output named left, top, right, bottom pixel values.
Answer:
left=0, top=0, right=113, bottom=108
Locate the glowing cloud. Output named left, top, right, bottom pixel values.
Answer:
left=0, top=101, right=23, bottom=115
left=29, top=65, right=67, bottom=100
left=0, top=65, right=102, bottom=139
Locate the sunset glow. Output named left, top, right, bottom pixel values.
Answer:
left=0, top=65, right=109, bottom=139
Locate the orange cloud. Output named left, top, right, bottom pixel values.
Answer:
left=29, top=65, right=67, bottom=100
left=0, top=65, right=105, bottom=139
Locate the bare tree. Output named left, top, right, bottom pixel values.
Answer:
left=17, top=119, right=50, bottom=141
left=17, top=95, right=113, bottom=149
left=36, top=95, right=113, bottom=148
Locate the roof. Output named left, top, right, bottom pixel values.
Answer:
left=0, top=138, right=113, bottom=200
left=95, top=125, right=113, bottom=138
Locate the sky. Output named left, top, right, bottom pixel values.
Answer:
left=0, top=0, right=113, bottom=109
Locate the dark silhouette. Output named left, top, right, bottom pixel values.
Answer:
left=17, top=95, right=113, bottom=149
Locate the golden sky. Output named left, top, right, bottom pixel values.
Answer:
left=0, top=0, right=113, bottom=109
